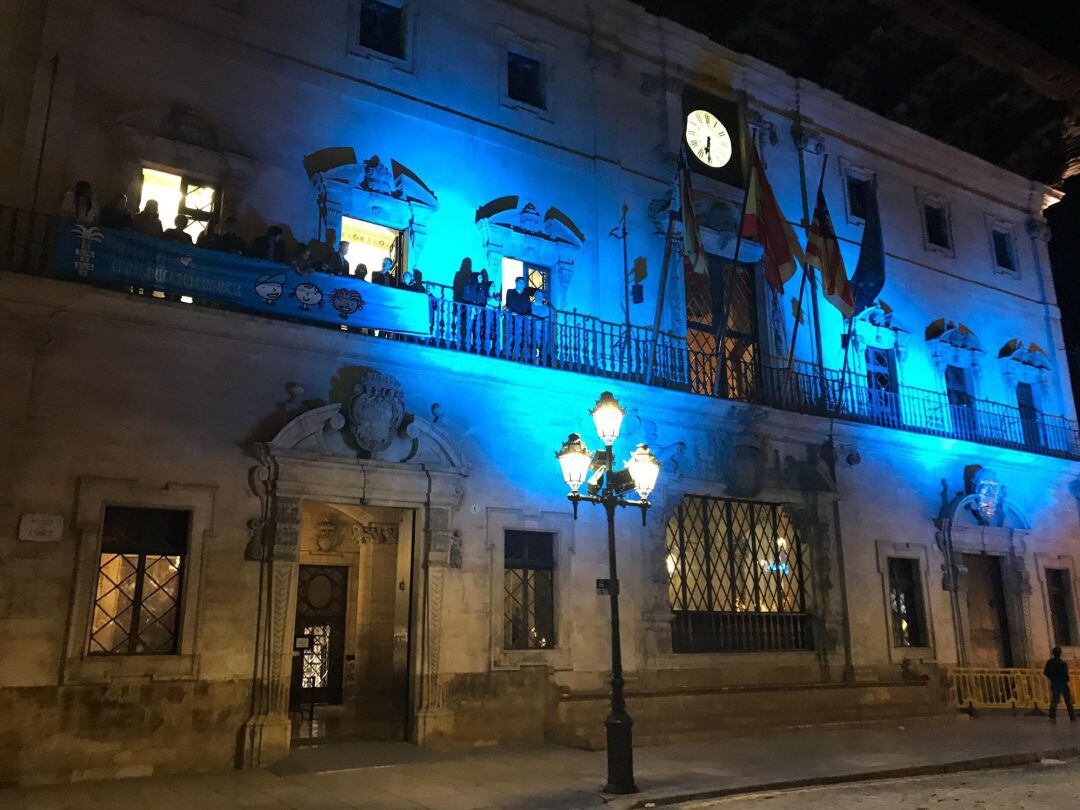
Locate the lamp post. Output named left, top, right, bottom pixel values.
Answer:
left=555, top=391, right=661, bottom=795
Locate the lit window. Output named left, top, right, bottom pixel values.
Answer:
left=666, top=497, right=810, bottom=653
left=888, top=557, right=926, bottom=647
left=507, top=50, right=546, bottom=110
left=923, top=203, right=951, bottom=250
left=503, top=531, right=555, bottom=650
left=1046, top=568, right=1076, bottom=647
left=500, top=257, right=548, bottom=302
left=139, top=168, right=219, bottom=242
left=992, top=229, right=1016, bottom=272
left=89, top=506, right=189, bottom=656
left=357, top=0, right=406, bottom=59
left=340, top=216, right=402, bottom=279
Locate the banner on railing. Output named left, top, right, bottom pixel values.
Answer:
left=54, top=220, right=431, bottom=335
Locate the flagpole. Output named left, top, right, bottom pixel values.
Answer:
left=618, top=203, right=631, bottom=375
left=782, top=271, right=808, bottom=399
left=643, top=191, right=675, bottom=386
left=793, top=111, right=827, bottom=405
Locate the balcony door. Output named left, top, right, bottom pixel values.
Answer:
left=945, top=365, right=976, bottom=439
left=864, top=347, right=899, bottom=424
left=1016, top=382, right=1042, bottom=449
left=684, top=255, right=758, bottom=400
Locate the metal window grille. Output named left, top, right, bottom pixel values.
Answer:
left=887, top=557, right=926, bottom=647
left=666, top=496, right=810, bottom=653
left=88, top=507, right=189, bottom=655
left=503, top=530, right=556, bottom=650
left=1046, top=568, right=1075, bottom=647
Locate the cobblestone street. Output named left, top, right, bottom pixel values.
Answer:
left=682, top=759, right=1080, bottom=809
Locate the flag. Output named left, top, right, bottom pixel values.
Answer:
left=850, top=179, right=885, bottom=316
left=740, top=145, right=803, bottom=293
left=679, top=154, right=709, bottom=276
left=805, top=184, right=855, bottom=318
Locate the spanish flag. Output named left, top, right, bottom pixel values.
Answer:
left=805, top=184, right=855, bottom=318
left=740, top=145, right=802, bottom=293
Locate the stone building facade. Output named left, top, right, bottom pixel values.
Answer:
left=1, top=0, right=1078, bottom=786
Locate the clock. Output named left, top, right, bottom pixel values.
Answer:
left=685, top=109, right=732, bottom=168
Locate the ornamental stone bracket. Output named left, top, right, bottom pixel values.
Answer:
left=851, top=301, right=910, bottom=361
left=474, top=196, right=585, bottom=309
left=305, top=151, right=439, bottom=267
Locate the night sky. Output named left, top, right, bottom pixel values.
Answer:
left=633, top=0, right=1080, bottom=403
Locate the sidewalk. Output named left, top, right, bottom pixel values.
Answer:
left=2, top=715, right=1079, bottom=809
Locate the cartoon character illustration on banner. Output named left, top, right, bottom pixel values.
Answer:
left=71, top=224, right=103, bottom=278
left=253, top=273, right=286, bottom=304
left=329, top=288, right=365, bottom=319
left=293, top=282, right=323, bottom=311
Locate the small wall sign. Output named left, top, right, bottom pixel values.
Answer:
left=18, top=513, right=65, bottom=543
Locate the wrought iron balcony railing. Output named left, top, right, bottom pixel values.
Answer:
left=3, top=206, right=1078, bottom=461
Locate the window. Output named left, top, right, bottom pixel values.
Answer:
left=945, top=364, right=975, bottom=437
left=503, top=531, right=555, bottom=650
left=340, top=215, right=403, bottom=279
left=1016, top=381, right=1043, bottom=449
left=356, top=0, right=406, bottom=59
left=89, top=507, right=189, bottom=656
left=991, top=228, right=1017, bottom=273
left=846, top=175, right=871, bottom=222
left=1046, top=568, right=1075, bottom=646
left=887, top=557, right=926, bottom=647
left=666, top=497, right=810, bottom=653
left=507, top=50, right=546, bottom=110
left=139, top=168, right=220, bottom=242
left=923, top=203, right=951, bottom=251
left=684, top=257, right=758, bottom=401
left=500, top=256, right=548, bottom=301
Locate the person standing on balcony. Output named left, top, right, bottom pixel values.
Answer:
left=133, top=200, right=163, bottom=237
left=60, top=180, right=99, bottom=225
left=249, top=226, right=287, bottom=263
left=100, top=193, right=133, bottom=230
left=504, top=276, right=532, bottom=316
left=504, top=276, right=533, bottom=359
left=216, top=217, right=246, bottom=254
left=1044, top=647, right=1075, bottom=722
left=163, top=215, right=193, bottom=245
left=531, top=288, right=553, bottom=365
left=308, top=227, right=337, bottom=268
left=325, top=240, right=351, bottom=276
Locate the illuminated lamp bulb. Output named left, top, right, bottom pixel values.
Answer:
left=555, top=433, right=593, bottom=494
left=590, top=391, right=625, bottom=446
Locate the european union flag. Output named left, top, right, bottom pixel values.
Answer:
left=850, top=180, right=885, bottom=316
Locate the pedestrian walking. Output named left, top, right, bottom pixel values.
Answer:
left=1044, top=646, right=1075, bottom=722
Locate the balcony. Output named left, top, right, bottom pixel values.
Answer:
left=4, top=206, right=1078, bottom=461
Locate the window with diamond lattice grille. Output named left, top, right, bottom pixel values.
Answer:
left=684, top=257, right=758, bottom=400
left=503, top=530, right=555, bottom=650
left=666, top=497, right=810, bottom=653
left=89, top=507, right=189, bottom=656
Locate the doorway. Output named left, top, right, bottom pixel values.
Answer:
left=289, top=501, right=417, bottom=744
left=964, top=553, right=1013, bottom=667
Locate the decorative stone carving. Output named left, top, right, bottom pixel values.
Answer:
left=851, top=300, right=910, bottom=360
left=315, top=516, right=344, bottom=552
left=346, top=370, right=407, bottom=455
left=925, top=318, right=983, bottom=377
left=997, top=338, right=1052, bottom=391
left=448, top=531, right=463, bottom=569
left=352, top=523, right=397, bottom=545
left=304, top=151, right=438, bottom=270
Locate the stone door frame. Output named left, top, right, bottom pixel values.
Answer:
left=239, top=447, right=466, bottom=768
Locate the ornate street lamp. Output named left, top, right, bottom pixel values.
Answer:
left=554, top=391, right=661, bottom=795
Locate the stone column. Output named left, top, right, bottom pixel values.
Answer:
left=239, top=494, right=300, bottom=768
left=415, top=504, right=454, bottom=742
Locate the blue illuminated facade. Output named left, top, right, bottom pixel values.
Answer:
left=1, top=0, right=1078, bottom=785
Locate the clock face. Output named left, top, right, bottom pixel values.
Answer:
left=685, top=109, right=732, bottom=168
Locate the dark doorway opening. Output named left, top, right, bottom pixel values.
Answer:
left=964, top=553, right=1013, bottom=667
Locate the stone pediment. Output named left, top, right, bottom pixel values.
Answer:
left=266, top=371, right=467, bottom=472
left=269, top=403, right=466, bottom=470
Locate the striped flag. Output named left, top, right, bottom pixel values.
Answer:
left=740, top=145, right=803, bottom=293
left=680, top=153, right=709, bottom=275
left=850, top=179, right=885, bottom=316
left=805, top=184, right=855, bottom=318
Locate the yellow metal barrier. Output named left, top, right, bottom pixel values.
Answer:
left=947, top=666, right=1080, bottom=713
